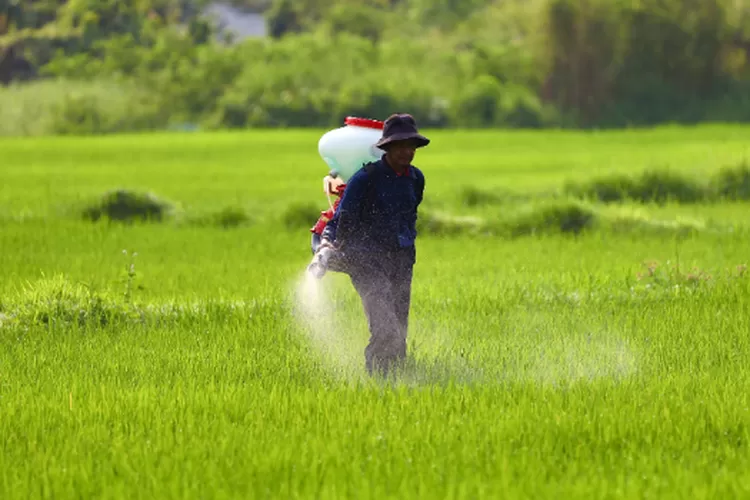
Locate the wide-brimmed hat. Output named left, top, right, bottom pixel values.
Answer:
left=375, top=114, right=430, bottom=149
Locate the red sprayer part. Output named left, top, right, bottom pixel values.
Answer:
left=344, top=117, right=385, bottom=130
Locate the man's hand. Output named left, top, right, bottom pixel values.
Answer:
left=318, top=238, right=337, bottom=252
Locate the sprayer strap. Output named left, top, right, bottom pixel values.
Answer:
left=363, top=161, right=378, bottom=210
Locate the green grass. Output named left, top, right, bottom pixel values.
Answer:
left=2, top=125, right=750, bottom=498
left=0, top=78, right=167, bottom=138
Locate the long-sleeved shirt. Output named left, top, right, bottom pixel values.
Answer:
left=322, top=156, right=425, bottom=252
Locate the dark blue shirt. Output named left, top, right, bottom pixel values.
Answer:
left=322, top=156, right=425, bottom=252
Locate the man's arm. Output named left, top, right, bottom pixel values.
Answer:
left=321, top=169, right=369, bottom=247
left=415, top=168, right=425, bottom=207
left=410, top=168, right=425, bottom=230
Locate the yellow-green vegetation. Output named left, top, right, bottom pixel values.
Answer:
left=5, top=0, right=750, bottom=134
left=1, top=125, right=750, bottom=498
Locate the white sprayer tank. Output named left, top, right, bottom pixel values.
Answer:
left=318, top=117, right=385, bottom=182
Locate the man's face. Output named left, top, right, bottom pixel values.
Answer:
left=386, top=140, right=418, bottom=169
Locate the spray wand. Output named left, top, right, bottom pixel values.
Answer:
left=307, top=243, right=337, bottom=279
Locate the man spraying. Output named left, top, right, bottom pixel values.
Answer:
left=315, top=113, right=429, bottom=376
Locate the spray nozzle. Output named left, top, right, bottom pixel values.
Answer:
left=307, top=246, right=336, bottom=279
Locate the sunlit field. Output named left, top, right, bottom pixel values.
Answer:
left=1, top=125, right=749, bottom=498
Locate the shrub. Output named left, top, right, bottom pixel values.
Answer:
left=417, top=210, right=487, bottom=236
left=82, top=189, right=174, bottom=223
left=460, top=186, right=506, bottom=207
left=282, top=202, right=320, bottom=229
left=186, top=206, right=254, bottom=229
left=211, top=206, right=254, bottom=228
left=565, top=169, right=706, bottom=204
left=710, top=162, right=750, bottom=201
left=459, top=185, right=532, bottom=207
left=564, top=174, right=639, bottom=203
left=634, top=170, right=706, bottom=204
left=504, top=200, right=597, bottom=236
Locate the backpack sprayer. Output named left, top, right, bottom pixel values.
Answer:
left=306, top=117, right=385, bottom=279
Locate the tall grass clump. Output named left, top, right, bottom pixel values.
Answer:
left=184, top=205, right=254, bottom=229
left=501, top=199, right=597, bottom=236
left=282, top=202, right=320, bottom=229
left=600, top=206, right=706, bottom=237
left=460, top=185, right=507, bottom=207
left=417, top=210, right=487, bottom=236
left=0, top=274, right=284, bottom=332
left=4, top=275, right=138, bottom=329
left=565, top=169, right=705, bottom=204
left=565, top=163, right=750, bottom=205
left=459, top=185, right=535, bottom=207
left=710, top=162, right=750, bottom=201
left=82, top=189, right=175, bottom=223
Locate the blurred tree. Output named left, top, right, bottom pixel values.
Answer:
left=266, top=0, right=396, bottom=39
left=0, top=0, right=215, bottom=84
left=226, top=0, right=272, bottom=12
left=321, top=0, right=387, bottom=42
left=401, top=0, right=493, bottom=31
left=541, top=0, right=743, bottom=126
left=266, top=0, right=302, bottom=38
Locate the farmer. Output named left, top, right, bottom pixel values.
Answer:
left=319, top=113, right=429, bottom=376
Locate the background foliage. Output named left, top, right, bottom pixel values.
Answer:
left=3, top=0, right=750, bottom=134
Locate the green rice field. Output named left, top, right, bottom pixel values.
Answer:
left=1, top=125, right=750, bottom=498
